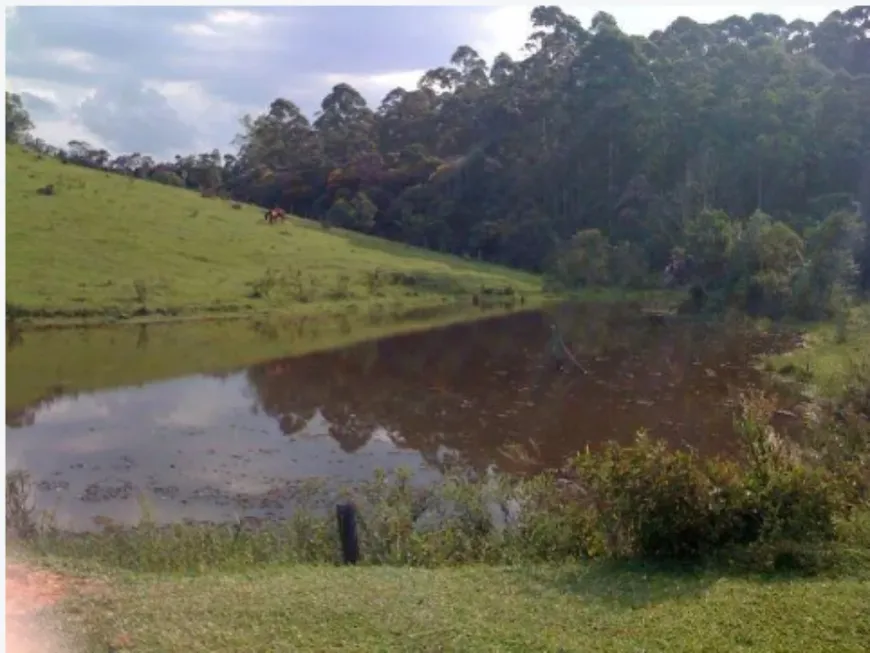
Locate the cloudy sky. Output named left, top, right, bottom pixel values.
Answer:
left=6, top=4, right=839, bottom=160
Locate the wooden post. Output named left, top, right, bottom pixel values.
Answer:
left=336, top=502, right=360, bottom=565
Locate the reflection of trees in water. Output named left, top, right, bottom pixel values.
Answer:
left=136, top=324, right=149, bottom=350
left=325, top=405, right=380, bottom=454
left=250, top=320, right=280, bottom=341
left=246, top=313, right=542, bottom=472
left=7, top=385, right=72, bottom=428
left=7, top=322, right=24, bottom=352
left=279, top=413, right=308, bottom=436
left=244, top=306, right=793, bottom=473
left=6, top=405, right=38, bottom=428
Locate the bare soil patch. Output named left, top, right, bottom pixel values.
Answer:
left=6, top=562, right=102, bottom=653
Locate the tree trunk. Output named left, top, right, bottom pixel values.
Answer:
left=756, top=158, right=764, bottom=211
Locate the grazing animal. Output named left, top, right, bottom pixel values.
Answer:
left=264, top=207, right=287, bottom=224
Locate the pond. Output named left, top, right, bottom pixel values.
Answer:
left=6, top=303, right=801, bottom=531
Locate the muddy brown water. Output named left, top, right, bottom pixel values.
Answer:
left=6, top=304, right=802, bottom=531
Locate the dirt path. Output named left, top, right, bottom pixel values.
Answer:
left=6, top=562, right=82, bottom=653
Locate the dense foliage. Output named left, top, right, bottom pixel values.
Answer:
left=10, top=7, right=870, bottom=315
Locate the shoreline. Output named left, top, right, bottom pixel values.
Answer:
left=7, top=294, right=542, bottom=331
left=6, top=288, right=684, bottom=330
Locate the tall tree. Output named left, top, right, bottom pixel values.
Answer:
left=6, top=92, right=33, bottom=144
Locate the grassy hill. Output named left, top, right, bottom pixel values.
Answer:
left=6, top=147, right=543, bottom=324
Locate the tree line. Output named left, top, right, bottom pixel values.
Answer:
left=8, top=6, right=870, bottom=318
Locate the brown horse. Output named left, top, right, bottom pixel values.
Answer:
left=263, top=207, right=287, bottom=224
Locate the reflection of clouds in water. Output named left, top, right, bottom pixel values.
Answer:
left=184, top=465, right=277, bottom=496
left=155, top=375, right=250, bottom=429
left=45, top=494, right=226, bottom=531
left=13, top=374, right=253, bottom=433
left=6, top=450, right=26, bottom=472
left=7, top=358, right=448, bottom=529
left=35, top=395, right=112, bottom=424
left=293, top=409, right=328, bottom=437
left=371, top=427, right=398, bottom=444
left=6, top=375, right=263, bottom=482
left=52, top=430, right=117, bottom=454
left=434, top=445, right=457, bottom=464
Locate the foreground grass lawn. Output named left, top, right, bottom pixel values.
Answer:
left=6, top=147, right=541, bottom=323
left=41, top=561, right=869, bottom=652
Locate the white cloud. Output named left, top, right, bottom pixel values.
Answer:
left=172, top=22, right=219, bottom=38
left=142, top=78, right=251, bottom=150
left=145, top=79, right=216, bottom=114
left=49, top=48, right=98, bottom=73
left=172, top=8, right=271, bottom=48
left=472, top=6, right=534, bottom=63
left=7, top=75, right=104, bottom=148
left=7, top=75, right=95, bottom=107
left=33, top=118, right=107, bottom=149
left=209, top=9, right=265, bottom=28
left=321, top=69, right=427, bottom=106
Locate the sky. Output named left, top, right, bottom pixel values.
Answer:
left=5, top=4, right=841, bottom=160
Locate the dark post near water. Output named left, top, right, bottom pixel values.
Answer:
left=336, top=502, right=360, bottom=565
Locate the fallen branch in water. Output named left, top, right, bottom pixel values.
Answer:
left=551, top=324, right=589, bottom=375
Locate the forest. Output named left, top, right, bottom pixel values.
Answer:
left=7, top=6, right=870, bottom=319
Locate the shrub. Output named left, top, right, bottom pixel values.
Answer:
left=609, top=240, right=650, bottom=289
left=684, top=208, right=735, bottom=282
left=570, top=434, right=745, bottom=559
left=564, top=393, right=848, bottom=562
left=326, top=198, right=357, bottom=229
left=151, top=168, right=185, bottom=188
left=545, top=229, right=611, bottom=289
left=249, top=269, right=281, bottom=299
left=513, top=473, right=602, bottom=560
left=790, top=210, right=864, bottom=319
left=6, top=471, right=37, bottom=540
left=726, top=211, right=805, bottom=318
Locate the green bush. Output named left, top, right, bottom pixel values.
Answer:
left=545, top=229, right=611, bottom=289
left=609, top=240, right=650, bottom=289
left=562, top=391, right=848, bottom=562
left=564, top=435, right=843, bottom=563
left=571, top=434, right=740, bottom=559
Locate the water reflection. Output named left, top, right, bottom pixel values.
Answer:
left=6, top=304, right=799, bottom=530
left=247, top=306, right=795, bottom=469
